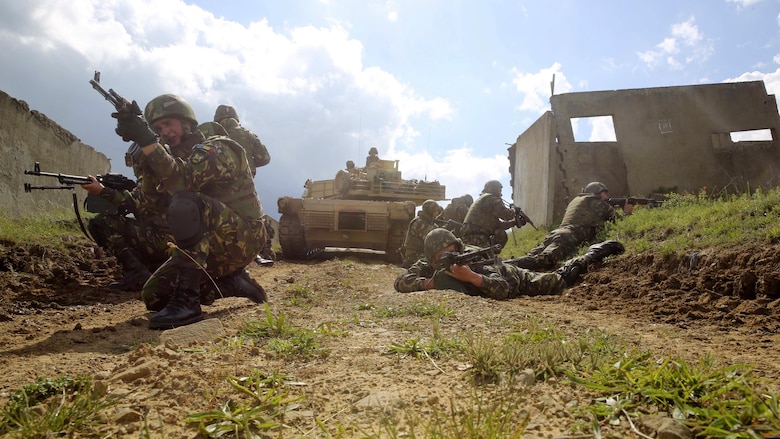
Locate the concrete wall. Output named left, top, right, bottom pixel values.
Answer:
left=510, top=81, right=780, bottom=225
left=0, top=89, right=110, bottom=217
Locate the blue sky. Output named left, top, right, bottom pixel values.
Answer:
left=2, top=0, right=779, bottom=219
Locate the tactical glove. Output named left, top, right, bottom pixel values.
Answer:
left=112, top=101, right=158, bottom=147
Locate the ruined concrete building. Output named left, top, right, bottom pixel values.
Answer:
left=509, top=80, right=780, bottom=226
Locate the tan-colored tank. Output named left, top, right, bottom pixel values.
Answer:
left=277, top=159, right=446, bottom=263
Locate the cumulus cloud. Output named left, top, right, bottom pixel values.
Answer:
left=510, top=63, right=573, bottom=114
left=637, top=17, right=713, bottom=70
left=0, top=0, right=471, bottom=215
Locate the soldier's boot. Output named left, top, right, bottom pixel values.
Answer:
left=149, top=270, right=204, bottom=330
left=509, top=255, right=551, bottom=270
left=555, top=241, right=625, bottom=287
left=555, top=258, right=587, bottom=287
left=219, top=269, right=268, bottom=304
left=582, top=240, right=625, bottom=265
left=109, top=248, right=152, bottom=291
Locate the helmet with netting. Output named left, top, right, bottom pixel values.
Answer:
left=214, top=104, right=238, bottom=122
left=461, top=194, right=474, bottom=206
left=424, top=228, right=463, bottom=264
left=144, top=94, right=198, bottom=126
left=584, top=181, right=608, bottom=195
left=346, top=160, right=355, bottom=169
left=482, top=180, right=503, bottom=196
left=421, top=199, right=442, bottom=217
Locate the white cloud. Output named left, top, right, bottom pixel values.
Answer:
left=727, top=0, right=764, bottom=8
left=637, top=17, right=713, bottom=70
left=511, top=63, right=573, bottom=114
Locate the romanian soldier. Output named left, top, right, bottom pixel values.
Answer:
left=461, top=180, right=516, bottom=249
left=394, top=228, right=624, bottom=299
left=513, top=181, right=633, bottom=270
left=113, top=94, right=268, bottom=329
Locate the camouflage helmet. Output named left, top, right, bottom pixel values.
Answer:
left=144, top=94, right=198, bottom=126
left=461, top=194, right=474, bottom=206
left=584, top=181, right=609, bottom=195
left=482, top=180, right=503, bottom=196
left=424, top=228, right=463, bottom=264
left=421, top=199, right=442, bottom=217
left=214, top=104, right=238, bottom=122
left=346, top=160, right=355, bottom=169
left=368, top=147, right=378, bottom=155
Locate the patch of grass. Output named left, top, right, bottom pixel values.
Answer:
left=379, top=388, right=530, bottom=438
left=0, top=209, right=89, bottom=248
left=568, top=352, right=780, bottom=437
left=284, top=276, right=314, bottom=307
left=608, top=188, right=780, bottom=255
left=237, top=304, right=330, bottom=359
left=0, top=375, right=123, bottom=437
left=372, top=300, right=454, bottom=320
left=186, top=369, right=300, bottom=438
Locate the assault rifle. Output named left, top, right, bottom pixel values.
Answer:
left=90, top=71, right=146, bottom=166
left=434, top=244, right=502, bottom=270
left=510, top=204, right=537, bottom=230
left=608, top=197, right=664, bottom=208
left=89, top=70, right=141, bottom=115
left=23, top=162, right=137, bottom=240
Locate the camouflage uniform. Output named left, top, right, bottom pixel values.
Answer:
left=86, top=148, right=176, bottom=290
left=440, top=195, right=471, bottom=225
left=461, top=192, right=515, bottom=249
left=214, top=105, right=270, bottom=176
left=523, top=189, right=618, bottom=269
left=401, top=200, right=442, bottom=267
left=139, top=133, right=266, bottom=310
left=88, top=172, right=172, bottom=267
left=394, top=228, right=568, bottom=299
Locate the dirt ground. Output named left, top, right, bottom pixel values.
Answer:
left=1, top=237, right=779, bottom=438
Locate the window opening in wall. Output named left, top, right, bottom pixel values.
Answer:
left=730, top=129, right=772, bottom=142
left=570, top=116, right=616, bottom=142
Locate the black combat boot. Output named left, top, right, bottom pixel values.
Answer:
left=149, top=270, right=204, bottom=330
left=109, top=248, right=152, bottom=291
left=217, top=269, right=268, bottom=303
left=582, top=240, right=625, bottom=265
left=555, top=258, right=587, bottom=287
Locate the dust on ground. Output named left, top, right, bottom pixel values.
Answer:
left=1, top=237, right=779, bottom=438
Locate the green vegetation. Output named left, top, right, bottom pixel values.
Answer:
left=372, top=299, right=454, bottom=320
left=0, top=209, right=87, bottom=248
left=186, top=370, right=300, bottom=438
left=502, top=187, right=780, bottom=258
left=0, top=375, right=123, bottom=437
left=237, top=304, right=330, bottom=359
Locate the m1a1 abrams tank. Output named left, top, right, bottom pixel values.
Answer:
left=277, top=159, right=446, bottom=263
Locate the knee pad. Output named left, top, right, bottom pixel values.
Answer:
left=167, top=192, right=205, bottom=248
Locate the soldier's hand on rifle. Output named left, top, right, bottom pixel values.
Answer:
left=80, top=175, right=104, bottom=195
left=445, top=264, right=484, bottom=286
left=112, top=102, right=158, bottom=147
left=622, top=203, right=634, bottom=215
